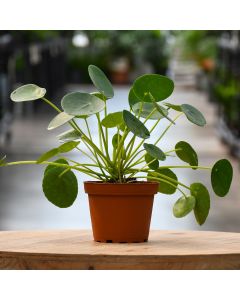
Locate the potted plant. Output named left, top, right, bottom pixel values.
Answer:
left=0, top=65, right=233, bottom=243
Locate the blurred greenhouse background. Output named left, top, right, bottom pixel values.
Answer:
left=0, top=30, right=240, bottom=232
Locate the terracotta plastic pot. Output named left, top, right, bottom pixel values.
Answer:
left=84, top=181, right=159, bottom=243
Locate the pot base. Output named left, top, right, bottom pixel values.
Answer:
left=95, top=239, right=148, bottom=243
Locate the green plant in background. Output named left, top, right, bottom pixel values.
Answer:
left=0, top=65, right=233, bottom=225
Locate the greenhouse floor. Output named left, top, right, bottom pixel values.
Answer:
left=0, top=84, right=239, bottom=232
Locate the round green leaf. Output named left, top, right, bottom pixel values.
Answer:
left=61, top=92, right=105, bottom=116
left=44, top=159, right=69, bottom=176
left=173, top=195, right=196, bottom=218
left=88, top=65, right=114, bottom=99
left=190, top=183, right=210, bottom=225
left=112, top=133, right=122, bottom=148
left=128, top=88, right=140, bottom=108
left=123, top=110, right=150, bottom=139
left=175, top=141, right=198, bottom=169
left=211, top=159, right=233, bottom=197
left=58, top=141, right=79, bottom=153
left=164, top=102, right=182, bottom=112
left=48, top=112, right=74, bottom=130
left=156, top=168, right=178, bottom=194
left=57, top=129, right=82, bottom=142
left=132, top=74, right=174, bottom=102
left=143, top=143, right=166, bottom=161
left=132, top=102, right=168, bottom=120
left=10, top=84, right=46, bottom=102
left=37, top=148, right=59, bottom=164
left=42, top=167, right=78, bottom=208
left=181, top=104, right=206, bottom=127
left=101, top=112, right=123, bottom=128
left=145, top=153, right=159, bottom=170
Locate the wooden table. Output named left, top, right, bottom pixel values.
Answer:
left=0, top=230, right=240, bottom=269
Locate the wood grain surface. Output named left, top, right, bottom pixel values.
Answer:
left=0, top=230, right=240, bottom=270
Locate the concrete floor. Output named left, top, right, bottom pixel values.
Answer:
left=0, top=84, right=239, bottom=232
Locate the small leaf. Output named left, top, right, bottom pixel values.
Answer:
left=42, top=166, right=78, bottom=208
left=173, top=195, right=196, bottom=218
left=164, top=102, right=182, bottom=112
left=58, top=141, right=79, bottom=153
left=57, top=129, right=82, bottom=142
left=0, top=155, right=7, bottom=166
left=156, top=168, right=178, bottom=194
left=132, top=74, right=174, bottom=102
left=10, top=84, right=46, bottom=102
left=190, top=183, right=210, bottom=225
left=211, top=159, right=233, bottom=197
left=61, top=92, right=105, bottom=116
left=44, top=159, right=69, bottom=176
left=88, top=65, right=114, bottom=99
left=128, top=88, right=140, bottom=108
left=101, top=112, right=123, bottom=128
left=149, top=94, right=175, bottom=124
left=144, top=143, right=166, bottom=161
left=175, top=141, right=198, bottom=169
left=181, top=104, right=206, bottom=127
left=123, top=110, right=150, bottom=139
left=37, top=148, right=59, bottom=164
left=112, top=133, right=122, bottom=148
left=132, top=102, right=168, bottom=120
left=48, top=112, right=74, bottom=130
left=145, top=153, right=159, bottom=170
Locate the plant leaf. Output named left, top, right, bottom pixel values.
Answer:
left=181, top=104, right=206, bottom=127
left=57, top=129, right=82, bottom=142
left=128, top=87, right=140, bottom=108
left=145, top=153, right=159, bottom=170
left=42, top=166, right=78, bottom=208
left=61, top=92, right=105, bottom=116
left=132, top=74, right=174, bottom=102
left=88, top=65, right=114, bottom=99
left=112, top=133, right=122, bottom=148
left=44, top=159, right=69, bottom=176
left=123, top=110, right=150, bottom=139
left=148, top=168, right=178, bottom=194
left=190, top=182, right=210, bottom=225
left=164, top=102, right=182, bottom=112
left=10, top=84, right=46, bottom=102
left=173, top=195, right=196, bottom=218
left=0, top=155, right=7, bottom=166
left=149, top=94, right=175, bottom=124
left=58, top=141, right=80, bottom=153
left=48, top=112, right=74, bottom=130
left=211, top=159, right=233, bottom=197
left=143, top=143, right=166, bottom=161
left=175, top=141, right=198, bottom=169
left=132, top=102, right=168, bottom=120
left=37, top=148, right=59, bottom=164
left=101, top=112, right=123, bottom=128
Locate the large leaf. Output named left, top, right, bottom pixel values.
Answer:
left=123, top=110, right=150, bottom=139
left=132, top=102, right=168, bottom=120
left=132, top=74, right=174, bottom=102
left=44, top=159, right=69, bottom=176
left=175, top=141, right=198, bottom=169
left=211, top=159, right=233, bottom=197
left=173, top=195, right=196, bottom=218
left=10, top=84, right=46, bottom=102
left=42, top=166, right=78, bottom=208
left=156, top=168, right=178, bottom=194
left=61, top=92, right=105, bottom=116
left=101, top=112, right=123, bottom=128
left=181, top=104, right=206, bottom=127
left=0, top=155, right=7, bottom=166
left=57, top=129, right=82, bottom=142
left=58, top=141, right=80, bottom=153
left=128, top=88, right=140, bottom=108
left=143, top=143, right=166, bottom=161
left=164, top=102, right=182, bottom=112
left=48, top=112, right=74, bottom=130
left=88, top=65, right=114, bottom=99
left=190, top=183, right=210, bottom=225
left=37, top=148, right=59, bottom=164
left=145, top=153, right=159, bottom=170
